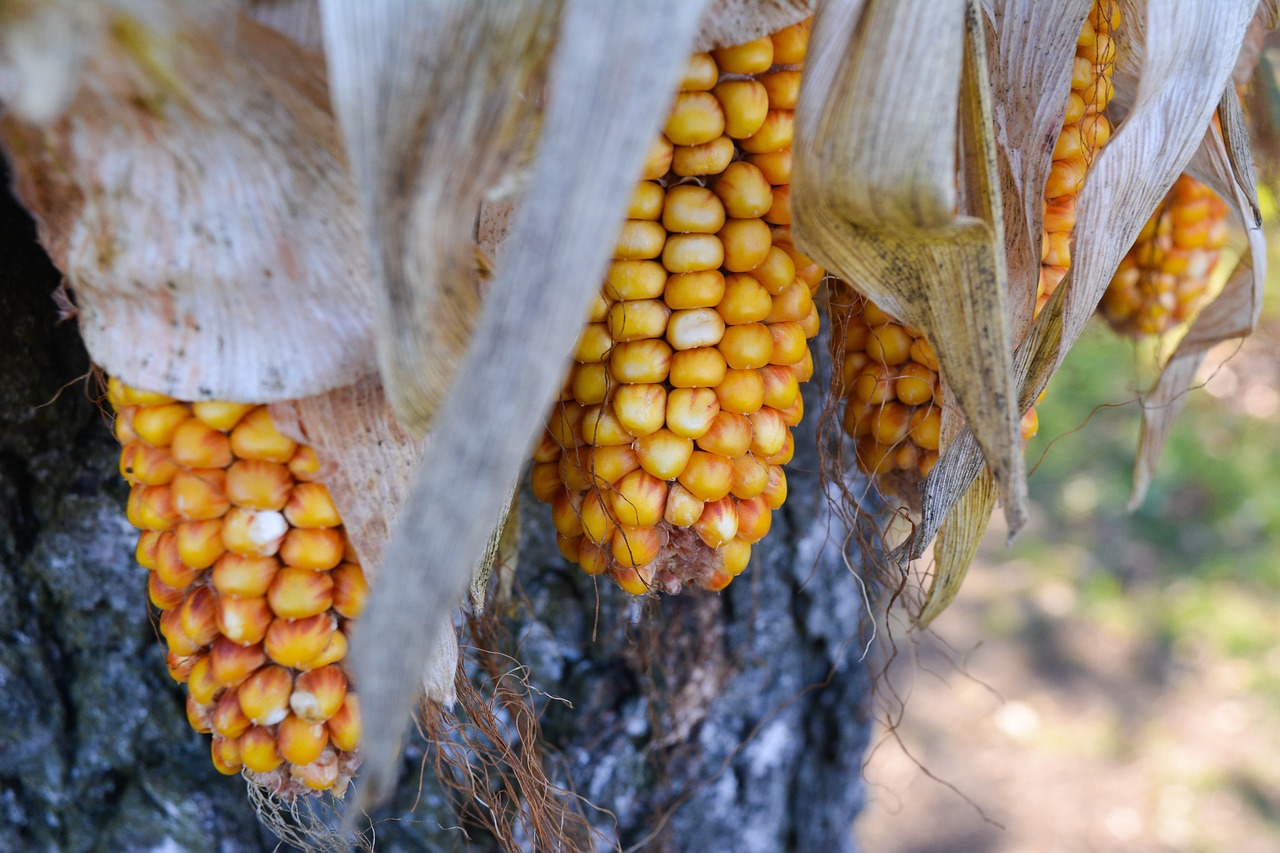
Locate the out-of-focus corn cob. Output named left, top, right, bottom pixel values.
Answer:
left=1099, top=175, right=1230, bottom=337
left=108, top=378, right=364, bottom=798
left=531, top=21, right=821, bottom=595
left=835, top=0, right=1119, bottom=490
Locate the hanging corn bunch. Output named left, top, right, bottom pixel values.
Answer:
left=531, top=21, right=821, bottom=595
left=108, top=378, right=365, bottom=795
left=1100, top=175, right=1231, bottom=337
left=0, top=0, right=1269, bottom=834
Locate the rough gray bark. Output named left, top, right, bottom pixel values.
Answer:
left=0, top=172, right=871, bottom=851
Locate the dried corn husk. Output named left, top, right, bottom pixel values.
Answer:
left=906, top=0, right=1257, bottom=585
left=244, top=0, right=322, bottom=50
left=319, top=0, right=559, bottom=435
left=340, top=0, right=711, bottom=815
left=794, top=0, right=1027, bottom=532
left=695, top=0, right=814, bottom=50
left=0, top=1, right=377, bottom=403
left=1130, top=89, right=1266, bottom=507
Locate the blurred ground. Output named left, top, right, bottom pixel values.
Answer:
left=856, top=312, right=1280, bottom=852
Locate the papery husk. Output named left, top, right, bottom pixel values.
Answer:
left=1130, top=91, right=1266, bottom=508
left=1260, top=0, right=1280, bottom=29
left=983, top=0, right=1093, bottom=345
left=694, top=0, right=814, bottom=50
left=319, top=0, right=559, bottom=435
left=0, top=1, right=378, bottom=403
left=910, top=0, right=1257, bottom=565
left=918, top=468, right=997, bottom=627
left=794, top=0, right=1027, bottom=533
left=269, top=376, right=518, bottom=707
left=244, top=0, right=322, bottom=50
left=342, top=0, right=711, bottom=817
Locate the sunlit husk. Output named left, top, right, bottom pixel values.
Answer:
left=907, top=0, right=1259, bottom=577
left=1130, top=95, right=1265, bottom=508
left=319, top=0, right=560, bottom=434
left=793, top=0, right=1027, bottom=534
left=0, top=1, right=376, bottom=403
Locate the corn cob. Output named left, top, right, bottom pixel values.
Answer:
left=107, top=377, right=364, bottom=798
left=835, top=0, right=1118, bottom=487
left=1099, top=175, right=1229, bottom=337
left=531, top=21, right=821, bottom=595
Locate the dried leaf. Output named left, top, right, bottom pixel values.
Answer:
left=421, top=621, right=458, bottom=708
left=268, top=376, right=423, bottom=576
left=1131, top=90, right=1266, bottom=507
left=794, top=0, right=1026, bottom=530
left=244, top=0, right=323, bottom=50
left=320, top=0, right=560, bottom=434
left=0, top=3, right=377, bottom=402
left=343, top=0, right=710, bottom=817
left=1130, top=257, right=1259, bottom=509
left=472, top=492, right=519, bottom=616
left=694, top=0, right=814, bottom=51
left=907, top=0, right=1257, bottom=559
left=983, top=0, right=1093, bottom=346
left=1261, top=0, right=1280, bottom=30
left=919, top=468, right=997, bottom=627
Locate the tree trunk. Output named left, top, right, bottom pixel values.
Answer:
left=0, top=168, right=872, bottom=852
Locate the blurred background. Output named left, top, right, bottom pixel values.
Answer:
left=856, top=189, right=1280, bottom=851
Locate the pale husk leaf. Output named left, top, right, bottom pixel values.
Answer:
left=0, top=2, right=377, bottom=402
left=244, top=0, right=322, bottom=50
left=319, top=0, right=559, bottom=435
left=919, top=468, right=998, bottom=628
left=268, top=376, right=423, bottom=577
left=982, top=0, right=1092, bottom=346
left=908, top=0, right=1257, bottom=560
left=1056, top=1, right=1254, bottom=358
left=794, top=0, right=1026, bottom=530
left=1130, top=93, right=1266, bottom=508
left=342, top=0, right=710, bottom=817
left=472, top=493, right=519, bottom=616
left=694, top=0, right=814, bottom=51
left=1261, top=0, right=1280, bottom=29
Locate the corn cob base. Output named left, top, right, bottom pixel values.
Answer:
left=532, top=22, right=821, bottom=595
left=107, top=378, right=364, bottom=799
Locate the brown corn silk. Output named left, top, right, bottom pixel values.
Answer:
left=1100, top=175, right=1231, bottom=337
left=826, top=0, right=1118, bottom=623
left=108, top=378, right=365, bottom=799
left=531, top=20, right=821, bottom=595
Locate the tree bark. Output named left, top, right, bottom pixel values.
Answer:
left=0, top=168, right=872, bottom=852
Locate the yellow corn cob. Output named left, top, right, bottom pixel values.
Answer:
left=532, top=21, right=821, bottom=595
left=1039, top=0, right=1120, bottom=309
left=1099, top=175, right=1230, bottom=336
left=107, top=377, right=364, bottom=798
left=836, top=0, right=1118, bottom=489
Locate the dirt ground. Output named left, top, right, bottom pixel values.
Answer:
left=854, top=516, right=1280, bottom=853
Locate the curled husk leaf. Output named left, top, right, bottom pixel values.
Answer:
left=910, top=0, right=1258, bottom=568
left=341, top=0, right=712, bottom=817
left=1130, top=91, right=1265, bottom=508
left=794, top=0, right=1027, bottom=533
left=0, top=0, right=377, bottom=402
